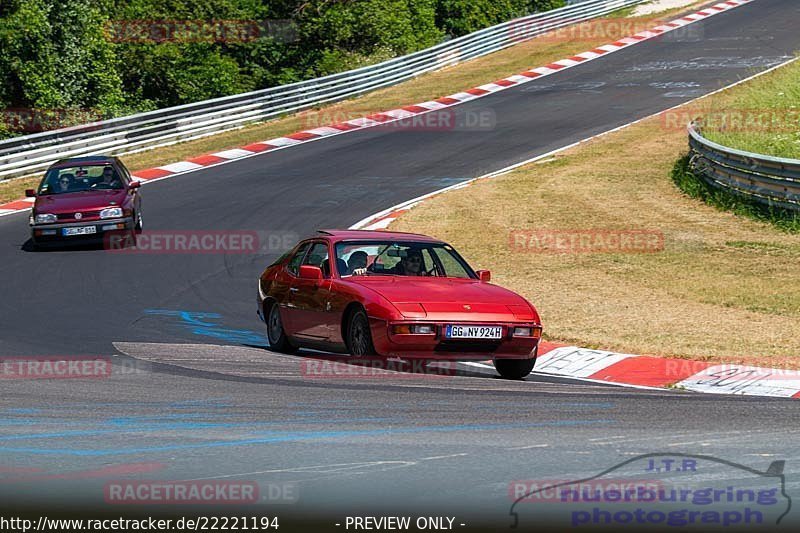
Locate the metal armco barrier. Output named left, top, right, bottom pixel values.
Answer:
left=688, top=122, right=800, bottom=212
left=0, top=0, right=646, bottom=180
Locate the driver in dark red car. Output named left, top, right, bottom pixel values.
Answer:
left=93, top=166, right=122, bottom=189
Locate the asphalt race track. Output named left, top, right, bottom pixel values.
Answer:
left=1, top=0, right=800, bottom=530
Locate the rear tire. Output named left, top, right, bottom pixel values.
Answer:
left=494, top=357, right=535, bottom=380
left=346, top=308, right=376, bottom=356
left=266, top=301, right=298, bottom=354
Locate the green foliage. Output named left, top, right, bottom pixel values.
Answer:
left=436, top=0, right=565, bottom=36
left=671, top=155, right=800, bottom=233
left=0, top=0, right=566, bottom=134
left=294, top=0, right=442, bottom=76
left=0, top=0, right=124, bottom=117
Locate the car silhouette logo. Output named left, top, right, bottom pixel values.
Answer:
left=74, top=212, right=82, bottom=220
left=509, top=453, right=792, bottom=528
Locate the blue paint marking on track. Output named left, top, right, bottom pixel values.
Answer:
left=0, top=416, right=396, bottom=441
left=0, top=393, right=401, bottom=457
left=12, top=398, right=235, bottom=410
left=144, top=309, right=268, bottom=346
left=0, top=419, right=615, bottom=456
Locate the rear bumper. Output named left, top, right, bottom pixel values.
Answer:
left=30, top=217, right=133, bottom=242
left=371, top=319, right=540, bottom=360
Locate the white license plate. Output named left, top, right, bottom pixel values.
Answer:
left=62, top=226, right=96, bottom=236
left=445, top=325, right=502, bottom=339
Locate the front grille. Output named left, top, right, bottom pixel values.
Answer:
left=434, top=340, right=501, bottom=353
left=57, top=211, right=101, bottom=220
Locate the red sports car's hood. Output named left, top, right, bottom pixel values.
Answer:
left=348, top=277, right=538, bottom=322
left=34, top=190, right=128, bottom=214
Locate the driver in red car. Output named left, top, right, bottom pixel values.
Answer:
left=352, top=247, right=426, bottom=276
left=391, top=249, right=425, bottom=276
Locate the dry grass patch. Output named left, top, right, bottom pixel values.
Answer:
left=390, top=114, right=800, bottom=367
left=0, top=176, right=39, bottom=204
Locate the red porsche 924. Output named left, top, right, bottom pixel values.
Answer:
left=257, top=230, right=542, bottom=379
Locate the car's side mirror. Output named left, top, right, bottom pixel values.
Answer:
left=476, top=269, right=491, bottom=282
left=25, top=189, right=36, bottom=198
left=128, top=181, right=141, bottom=189
left=299, top=265, right=323, bottom=280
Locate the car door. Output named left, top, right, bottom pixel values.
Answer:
left=280, top=242, right=311, bottom=334
left=285, top=241, right=335, bottom=341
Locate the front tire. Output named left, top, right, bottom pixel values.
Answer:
left=494, top=357, right=535, bottom=380
left=266, top=301, right=297, bottom=354
left=346, top=308, right=376, bottom=356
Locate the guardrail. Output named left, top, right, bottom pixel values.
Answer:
left=688, top=122, right=800, bottom=212
left=0, top=0, right=646, bottom=180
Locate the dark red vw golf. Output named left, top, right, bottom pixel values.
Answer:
left=27, top=156, right=142, bottom=248
left=258, top=230, right=543, bottom=379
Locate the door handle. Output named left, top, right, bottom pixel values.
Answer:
left=289, top=287, right=299, bottom=292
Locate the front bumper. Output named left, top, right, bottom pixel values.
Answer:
left=30, top=217, right=133, bottom=242
left=371, top=319, right=541, bottom=360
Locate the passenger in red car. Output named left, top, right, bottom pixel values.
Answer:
left=347, top=251, right=368, bottom=274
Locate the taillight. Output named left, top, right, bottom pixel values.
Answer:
left=392, top=324, right=435, bottom=335
left=512, top=326, right=542, bottom=338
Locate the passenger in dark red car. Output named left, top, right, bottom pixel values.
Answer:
left=56, top=173, right=74, bottom=193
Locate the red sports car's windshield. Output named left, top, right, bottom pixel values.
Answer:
left=37, top=165, right=124, bottom=195
left=335, top=241, right=476, bottom=278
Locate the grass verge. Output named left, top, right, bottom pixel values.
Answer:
left=0, top=1, right=710, bottom=205
left=672, top=155, right=800, bottom=232
left=699, top=58, right=800, bottom=159
left=390, top=96, right=800, bottom=367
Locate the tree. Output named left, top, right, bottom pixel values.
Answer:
left=436, top=0, right=565, bottom=37
left=0, top=0, right=124, bottom=119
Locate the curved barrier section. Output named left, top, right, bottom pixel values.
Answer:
left=0, top=0, right=646, bottom=180
left=688, top=122, right=800, bottom=211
